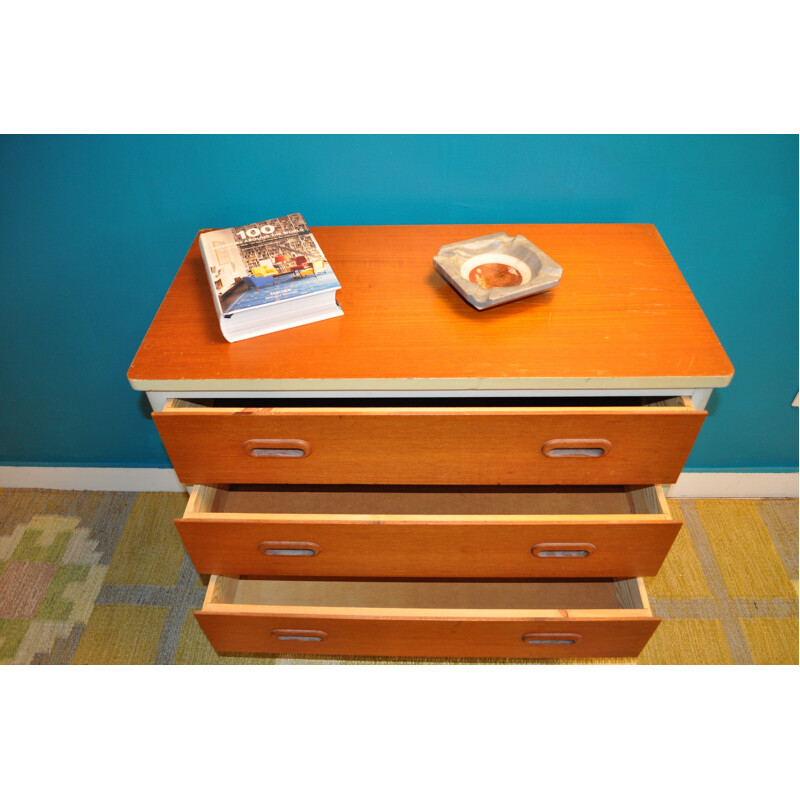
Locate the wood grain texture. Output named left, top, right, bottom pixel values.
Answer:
left=177, top=484, right=679, bottom=578
left=194, top=612, right=658, bottom=659
left=195, top=577, right=660, bottom=658
left=195, top=576, right=659, bottom=657
left=153, top=402, right=705, bottom=485
left=176, top=517, right=680, bottom=578
left=128, top=224, right=734, bottom=391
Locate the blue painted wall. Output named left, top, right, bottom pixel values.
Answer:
left=0, top=135, right=796, bottom=470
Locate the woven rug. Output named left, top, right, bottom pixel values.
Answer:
left=0, top=488, right=796, bottom=665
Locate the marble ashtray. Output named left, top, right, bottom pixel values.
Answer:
left=433, top=232, right=563, bottom=310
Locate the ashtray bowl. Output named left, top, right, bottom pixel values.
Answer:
left=434, top=232, right=563, bottom=310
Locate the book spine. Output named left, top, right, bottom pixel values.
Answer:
left=198, top=233, right=225, bottom=321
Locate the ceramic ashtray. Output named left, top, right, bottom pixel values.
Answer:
left=433, top=232, right=563, bottom=310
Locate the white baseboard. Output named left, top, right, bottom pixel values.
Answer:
left=0, top=467, right=185, bottom=493
left=665, top=472, right=798, bottom=499
left=0, top=467, right=797, bottom=498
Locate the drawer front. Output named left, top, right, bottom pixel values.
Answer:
left=195, top=576, right=658, bottom=659
left=176, top=485, right=680, bottom=578
left=179, top=519, right=680, bottom=578
left=154, top=400, right=705, bottom=485
left=196, top=613, right=659, bottom=659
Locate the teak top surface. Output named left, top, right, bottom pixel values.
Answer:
left=128, top=224, right=733, bottom=391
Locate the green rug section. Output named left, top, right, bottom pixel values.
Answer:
left=0, top=488, right=797, bottom=664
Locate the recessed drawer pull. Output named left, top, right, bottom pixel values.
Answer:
left=523, top=633, right=581, bottom=646
left=258, top=541, right=321, bottom=557
left=243, top=439, right=312, bottom=458
left=532, top=543, right=596, bottom=558
left=271, top=629, right=328, bottom=643
left=542, top=439, right=611, bottom=458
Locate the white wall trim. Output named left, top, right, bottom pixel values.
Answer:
left=0, top=467, right=797, bottom=498
left=666, top=472, right=798, bottom=499
left=0, top=467, right=185, bottom=493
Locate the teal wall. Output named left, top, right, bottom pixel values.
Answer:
left=0, top=135, right=797, bottom=470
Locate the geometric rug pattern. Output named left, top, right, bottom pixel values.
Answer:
left=1, top=488, right=797, bottom=665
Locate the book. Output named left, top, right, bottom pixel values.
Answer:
left=198, top=213, right=343, bottom=342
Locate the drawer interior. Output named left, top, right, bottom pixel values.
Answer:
left=180, top=396, right=689, bottom=409
left=207, top=576, right=649, bottom=613
left=199, top=484, right=666, bottom=517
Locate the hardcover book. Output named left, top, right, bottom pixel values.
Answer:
left=198, top=213, right=343, bottom=342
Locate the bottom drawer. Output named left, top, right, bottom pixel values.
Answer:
left=195, top=576, right=659, bottom=659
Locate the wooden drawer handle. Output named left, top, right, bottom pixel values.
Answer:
left=258, top=541, right=321, bottom=557
left=243, top=439, right=311, bottom=458
left=523, top=633, right=581, bottom=646
left=542, top=439, right=611, bottom=458
left=532, top=543, right=596, bottom=558
left=271, top=629, right=328, bottom=643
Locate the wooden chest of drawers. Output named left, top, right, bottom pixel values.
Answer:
left=128, top=223, right=733, bottom=660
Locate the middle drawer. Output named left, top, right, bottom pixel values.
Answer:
left=176, top=484, right=680, bottom=578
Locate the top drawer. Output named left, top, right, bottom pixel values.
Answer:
left=153, top=397, right=705, bottom=485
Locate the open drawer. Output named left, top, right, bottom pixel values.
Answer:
left=176, top=484, right=680, bottom=578
left=195, top=576, right=659, bottom=659
left=153, top=396, right=705, bottom=485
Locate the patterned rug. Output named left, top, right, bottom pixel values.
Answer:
left=0, top=488, right=796, bottom=665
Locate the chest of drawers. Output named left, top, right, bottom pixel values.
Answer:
left=128, top=223, right=733, bottom=660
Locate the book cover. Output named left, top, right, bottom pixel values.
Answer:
left=198, top=213, right=341, bottom=316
